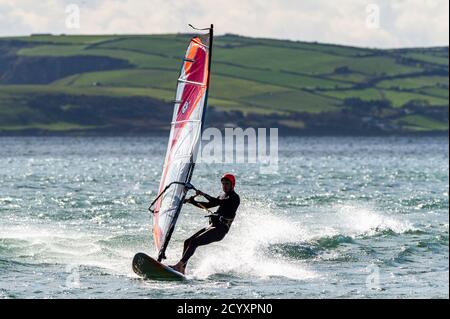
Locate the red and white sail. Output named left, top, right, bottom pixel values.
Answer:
left=152, top=27, right=213, bottom=261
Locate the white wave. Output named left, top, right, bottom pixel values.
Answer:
left=0, top=222, right=135, bottom=275
left=188, top=200, right=317, bottom=281
left=330, top=203, right=416, bottom=237
left=186, top=201, right=416, bottom=280
left=296, top=202, right=417, bottom=242
left=0, top=200, right=416, bottom=283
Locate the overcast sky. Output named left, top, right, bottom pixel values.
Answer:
left=0, top=0, right=448, bottom=48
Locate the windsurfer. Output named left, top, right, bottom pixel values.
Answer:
left=169, top=173, right=240, bottom=274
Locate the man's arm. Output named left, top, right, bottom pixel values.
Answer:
left=184, top=191, right=222, bottom=209
left=191, top=199, right=218, bottom=209
left=200, top=192, right=222, bottom=207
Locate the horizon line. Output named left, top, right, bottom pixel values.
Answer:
left=0, top=32, right=449, bottom=51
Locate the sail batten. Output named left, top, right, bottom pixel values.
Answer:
left=171, top=120, right=202, bottom=125
left=177, top=79, right=207, bottom=86
left=152, top=26, right=213, bottom=262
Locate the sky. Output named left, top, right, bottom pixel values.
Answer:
left=0, top=0, right=448, bottom=48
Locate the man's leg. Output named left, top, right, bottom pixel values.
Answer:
left=170, top=227, right=208, bottom=273
left=180, top=226, right=227, bottom=265
left=183, top=227, right=207, bottom=256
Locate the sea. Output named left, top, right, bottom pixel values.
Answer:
left=0, top=136, right=448, bottom=299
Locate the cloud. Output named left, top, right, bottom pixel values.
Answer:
left=0, top=0, right=448, bottom=48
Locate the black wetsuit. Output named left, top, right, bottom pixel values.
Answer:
left=180, top=190, right=240, bottom=264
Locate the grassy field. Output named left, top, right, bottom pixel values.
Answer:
left=404, top=52, right=449, bottom=66
left=382, top=90, right=449, bottom=108
left=0, top=33, right=448, bottom=134
left=242, top=90, right=340, bottom=113
left=0, top=122, right=105, bottom=132
left=377, top=76, right=449, bottom=90
left=419, top=87, right=449, bottom=99
left=395, top=115, right=449, bottom=132
left=322, top=88, right=384, bottom=101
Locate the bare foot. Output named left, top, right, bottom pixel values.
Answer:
left=169, top=261, right=186, bottom=274
left=174, top=261, right=186, bottom=275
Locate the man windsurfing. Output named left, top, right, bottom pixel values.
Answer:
left=170, top=173, right=240, bottom=274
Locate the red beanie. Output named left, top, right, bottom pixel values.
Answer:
left=221, top=173, right=236, bottom=188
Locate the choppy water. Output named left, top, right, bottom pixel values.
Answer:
left=0, top=136, right=448, bottom=299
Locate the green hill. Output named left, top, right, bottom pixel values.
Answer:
left=0, top=33, right=448, bottom=135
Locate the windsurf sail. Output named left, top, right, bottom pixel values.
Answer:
left=150, top=25, right=213, bottom=262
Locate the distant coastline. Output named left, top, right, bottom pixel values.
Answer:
left=1, top=34, right=448, bottom=135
